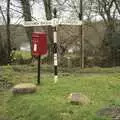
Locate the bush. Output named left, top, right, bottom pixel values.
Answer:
left=59, top=56, right=81, bottom=68
left=13, top=51, right=24, bottom=64
left=59, top=57, right=68, bottom=67
left=71, top=56, right=80, bottom=67
left=1, top=65, right=14, bottom=82
left=0, top=45, right=8, bottom=65
left=11, top=51, right=32, bottom=64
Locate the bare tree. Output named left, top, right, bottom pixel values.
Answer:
left=42, top=0, right=53, bottom=63
left=61, top=0, right=120, bottom=66
left=20, top=0, right=33, bottom=53
left=114, top=0, right=120, bottom=15
left=94, top=0, right=120, bottom=65
left=43, top=0, right=52, bottom=20
left=0, top=6, right=7, bottom=24
left=79, top=0, right=84, bottom=68
left=0, top=6, right=8, bottom=64
left=56, top=0, right=85, bottom=68
left=6, top=0, right=11, bottom=63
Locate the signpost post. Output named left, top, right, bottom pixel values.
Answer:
left=24, top=8, right=83, bottom=83
left=38, top=56, right=41, bottom=84
left=53, top=8, right=58, bottom=83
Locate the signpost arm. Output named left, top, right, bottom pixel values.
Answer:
left=38, top=56, right=41, bottom=85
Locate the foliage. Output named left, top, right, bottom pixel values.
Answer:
left=0, top=44, right=8, bottom=65
left=59, top=55, right=80, bottom=68
left=11, top=51, right=32, bottom=64
left=0, top=65, right=15, bottom=84
left=109, top=32, right=120, bottom=48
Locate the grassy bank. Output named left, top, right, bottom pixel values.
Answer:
left=1, top=65, right=120, bottom=120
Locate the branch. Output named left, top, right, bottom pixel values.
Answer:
left=55, top=0, right=68, bottom=6
left=10, top=7, right=38, bottom=21
left=114, top=0, right=120, bottom=15
left=97, top=0, right=107, bottom=24
left=0, top=6, right=7, bottom=24
left=66, top=0, right=79, bottom=16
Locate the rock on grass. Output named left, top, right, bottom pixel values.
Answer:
left=68, top=92, right=90, bottom=105
left=12, top=83, right=37, bottom=94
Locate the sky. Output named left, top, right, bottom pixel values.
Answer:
left=0, top=0, right=46, bottom=25
left=0, top=0, right=85, bottom=25
left=0, top=0, right=119, bottom=25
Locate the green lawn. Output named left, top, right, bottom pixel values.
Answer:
left=1, top=65, right=120, bottom=120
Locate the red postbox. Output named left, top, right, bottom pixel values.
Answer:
left=32, top=32, right=47, bottom=56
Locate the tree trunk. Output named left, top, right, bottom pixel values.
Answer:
left=43, top=0, right=53, bottom=63
left=79, top=0, right=84, bottom=68
left=43, top=0, right=52, bottom=20
left=6, top=0, right=11, bottom=64
left=20, top=0, right=33, bottom=54
left=0, top=6, right=8, bottom=64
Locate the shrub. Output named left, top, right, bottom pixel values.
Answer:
left=11, top=51, right=32, bottom=64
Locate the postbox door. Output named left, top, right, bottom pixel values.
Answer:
left=39, top=34, right=47, bottom=55
left=32, top=32, right=47, bottom=56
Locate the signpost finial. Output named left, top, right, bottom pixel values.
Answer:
left=53, top=8, right=57, bottom=18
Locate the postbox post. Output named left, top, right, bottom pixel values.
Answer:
left=32, top=32, right=47, bottom=85
left=37, top=56, right=41, bottom=85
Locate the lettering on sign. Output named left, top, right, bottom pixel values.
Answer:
left=24, top=19, right=82, bottom=27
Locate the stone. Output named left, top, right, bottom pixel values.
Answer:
left=68, top=92, right=90, bottom=105
left=12, top=83, right=37, bottom=94
left=97, top=106, right=120, bottom=120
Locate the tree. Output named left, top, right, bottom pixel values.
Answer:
left=61, top=0, right=120, bottom=66
left=20, top=0, right=33, bottom=54
left=79, top=0, right=84, bottom=68
left=0, top=6, right=6, bottom=24
left=114, top=0, right=120, bottom=15
left=42, top=0, right=53, bottom=63
left=6, top=0, right=11, bottom=63
left=43, top=0, right=52, bottom=20
left=56, top=0, right=85, bottom=68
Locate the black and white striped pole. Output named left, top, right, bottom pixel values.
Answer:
left=53, top=8, right=58, bottom=83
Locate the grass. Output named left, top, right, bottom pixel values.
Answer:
left=1, top=65, right=120, bottom=120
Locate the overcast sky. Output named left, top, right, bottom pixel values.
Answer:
left=0, top=0, right=104, bottom=25
left=0, top=0, right=46, bottom=24
left=1, top=0, right=119, bottom=25
left=0, top=0, right=98, bottom=25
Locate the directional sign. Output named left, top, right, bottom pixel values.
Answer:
left=24, top=19, right=82, bottom=27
